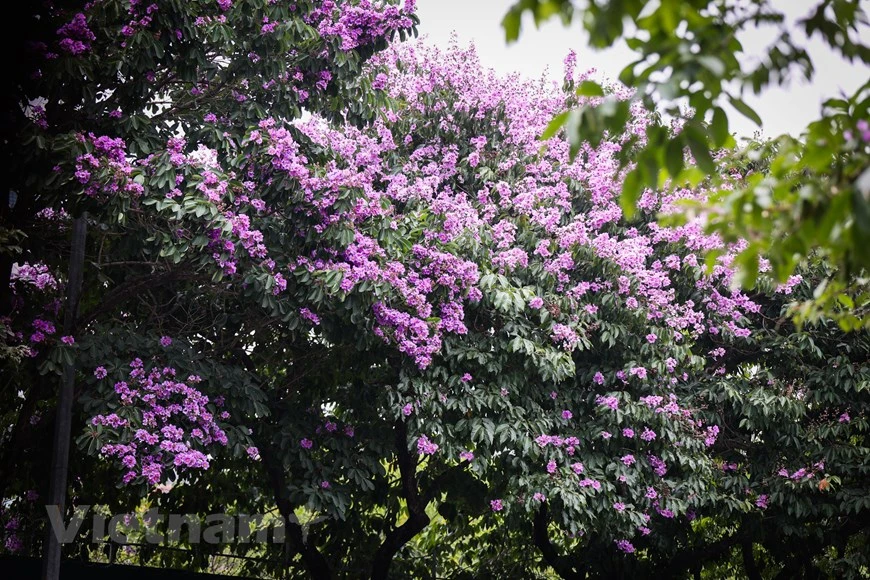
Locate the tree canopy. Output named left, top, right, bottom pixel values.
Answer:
left=0, top=1, right=868, bottom=579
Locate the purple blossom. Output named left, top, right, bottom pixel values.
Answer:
left=417, top=435, right=439, bottom=455
left=5, top=535, right=23, bottom=553
left=596, top=395, right=619, bottom=410
left=57, top=13, right=96, bottom=55
left=704, top=425, right=720, bottom=447
left=372, top=73, right=388, bottom=90
left=657, top=508, right=675, bottom=519
left=648, top=454, right=667, bottom=476
left=579, top=478, right=601, bottom=490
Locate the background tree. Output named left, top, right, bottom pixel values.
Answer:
left=502, top=0, right=870, bottom=329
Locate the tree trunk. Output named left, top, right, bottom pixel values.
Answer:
left=370, top=420, right=430, bottom=580
left=532, top=503, right=585, bottom=580
left=41, top=214, right=86, bottom=580
left=260, top=442, right=333, bottom=580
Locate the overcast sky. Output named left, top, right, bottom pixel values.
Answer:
left=413, top=0, right=869, bottom=139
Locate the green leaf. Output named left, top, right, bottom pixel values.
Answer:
left=576, top=80, right=605, bottom=97
left=710, top=107, right=729, bottom=147
left=620, top=168, right=643, bottom=220
left=502, top=8, right=522, bottom=43
left=664, top=136, right=684, bottom=177
left=729, top=96, right=763, bottom=127
left=540, top=111, right=569, bottom=140
left=684, top=124, right=716, bottom=174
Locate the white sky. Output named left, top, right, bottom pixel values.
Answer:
left=414, top=0, right=869, bottom=138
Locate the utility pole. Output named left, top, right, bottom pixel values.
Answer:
left=41, top=214, right=87, bottom=580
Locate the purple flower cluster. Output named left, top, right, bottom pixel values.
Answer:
left=11, top=263, right=58, bottom=292
left=648, top=454, right=667, bottom=477
left=119, top=2, right=159, bottom=43
left=57, top=13, right=96, bottom=55
left=314, top=0, right=416, bottom=51
left=416, top=435, right=439, bottom=455
left=75, top=134, right=142, bottom=199
left=90, top=360, right=230, bottom=486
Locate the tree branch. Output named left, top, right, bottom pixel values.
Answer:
left=370, top=420, right=430, bottom=580
left=260, top=443, right=332, bottom=580
left=532, top=503, right=585, bottom=580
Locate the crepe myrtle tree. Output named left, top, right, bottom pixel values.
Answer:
left=678, top=263, right=870, bottom=579
left=0, top=35, right=755, bottom=577
left=0, top=0, right=419, bottom=564
left=503, top=0, right=870, bottom=330
left=85, top=38, right=786, bottom=578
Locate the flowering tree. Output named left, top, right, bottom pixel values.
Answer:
left=1, top=2, right=868, bottom=579
left=503, top=0, right=870, bottom=329
left=689, top=266, right=870, bottom=578
left=227, top=40, right=867, bottom=578
left=0, top=0, right=419, bottom=573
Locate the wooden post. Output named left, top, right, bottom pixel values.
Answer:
left=41, top=214, right=87, bottom=580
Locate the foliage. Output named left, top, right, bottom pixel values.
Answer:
left=0, top=1, right=868, bottom=579
left=503, top=0, right=870, bottom=329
